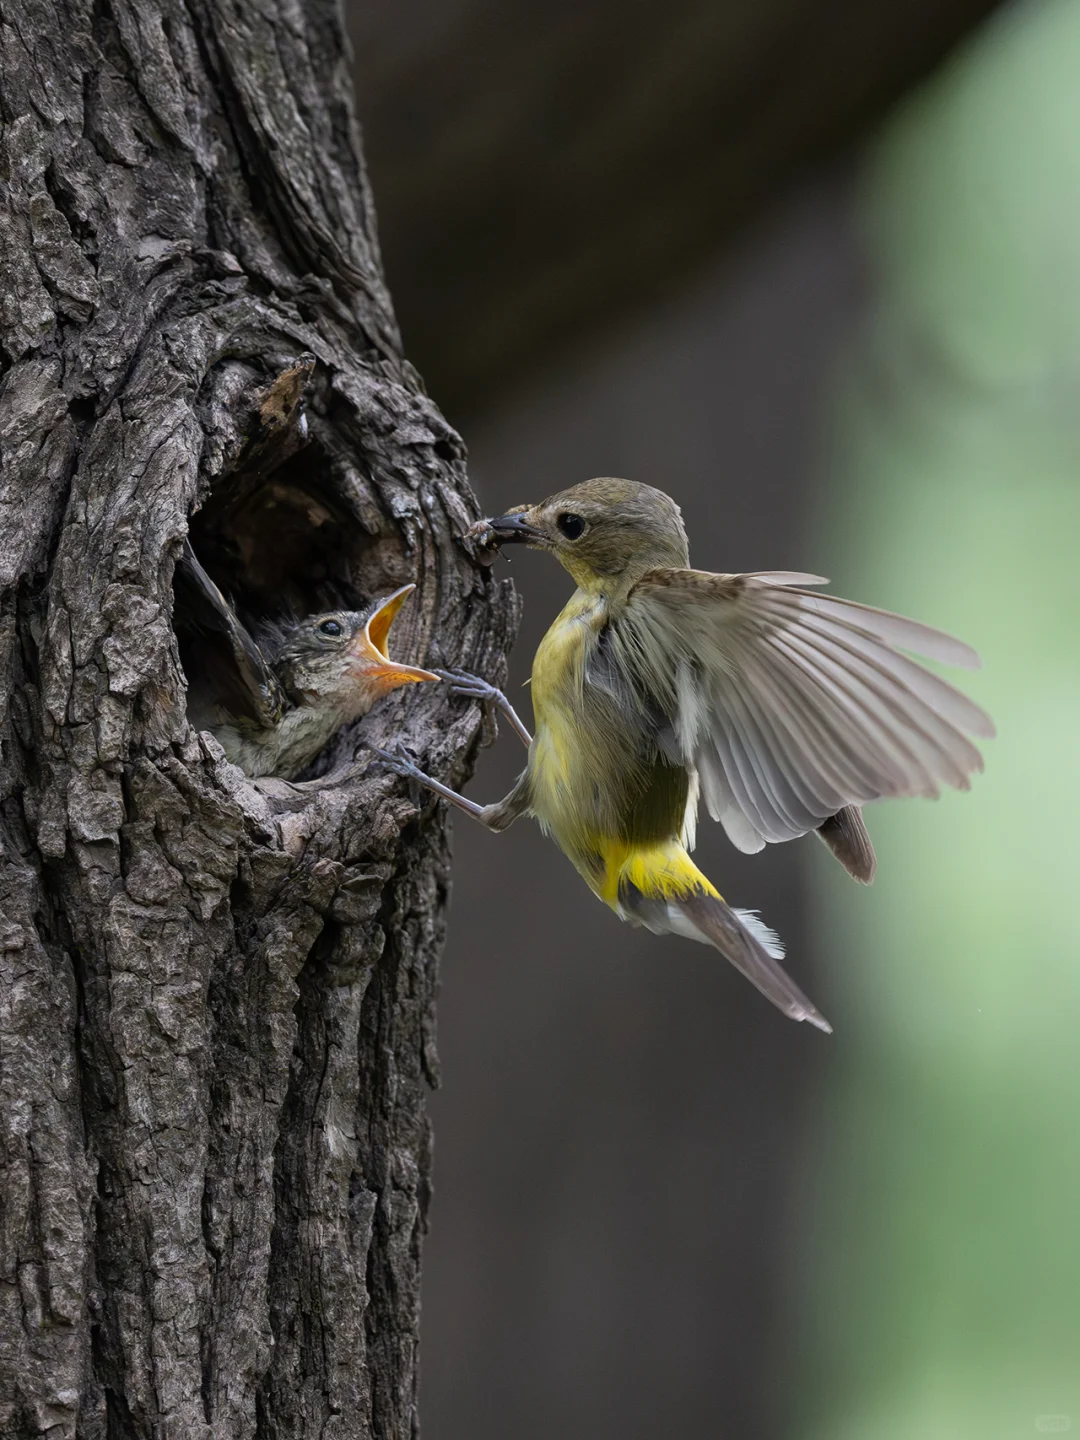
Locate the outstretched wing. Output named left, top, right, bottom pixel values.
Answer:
left=615, top=568, right=995, bottom=854
left=174, top=540, right=285, bottom=730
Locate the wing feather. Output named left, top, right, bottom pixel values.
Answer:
left=720, top=680, right=819, bottom=836
left=770, top=585, right=983, bottom=668
left=771, top=629, right=953, bottom=791
left=615, top=568, right=993, bottom=853
left=738, top=652, right=853, bottom=808
left=783, top=625, right=985, bottom=781
left=174, top=540, right=284, bottom=729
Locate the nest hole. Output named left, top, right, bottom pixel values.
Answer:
left=185, top=443, right=384, bottom=631
left=174, top=430, right=419, bottom=753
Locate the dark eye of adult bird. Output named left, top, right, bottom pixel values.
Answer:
left=387, top=475, right=996, bottom=1036
left=319, top=619, right=343, bottom=636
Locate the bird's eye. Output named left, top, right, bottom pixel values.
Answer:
left=319, top=619, right=343, bottom=636
left=557, top=512, right=586, bottom=540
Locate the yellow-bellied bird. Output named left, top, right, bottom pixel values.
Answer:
left=177, top=541, right=437, bottom=778
left=377, top=478, right=993, bottom=1033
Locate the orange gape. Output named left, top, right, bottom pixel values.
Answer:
left=349, top=585, right=439, bottom=693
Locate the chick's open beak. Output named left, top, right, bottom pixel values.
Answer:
left=351, top=584, right=439, bottom=692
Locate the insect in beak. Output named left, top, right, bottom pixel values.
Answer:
left=481, top=508, right=547, bottom=545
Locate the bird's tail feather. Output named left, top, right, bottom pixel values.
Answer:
left=816, top=804, right=876, bottom=884
left=612, top=848, right=831, bottom=1032
left=676, top=893, right=832, bottom=1032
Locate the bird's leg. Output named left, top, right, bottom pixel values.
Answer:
left=432, top=668, right=533, bottom=747
left=367, top=742, right=525, bottom=831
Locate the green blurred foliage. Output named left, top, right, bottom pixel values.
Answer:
left=795, top=1, right=1080, bottom=1436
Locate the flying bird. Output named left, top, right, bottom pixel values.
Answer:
left=376, top=478, right=994, bottom=1032
left=176, top=540, right=437, bottom=779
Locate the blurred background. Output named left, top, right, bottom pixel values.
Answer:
left=348, top=1, right=1080, bottom=1435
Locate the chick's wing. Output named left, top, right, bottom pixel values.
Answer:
left=175, top=540, right=285, bottom=730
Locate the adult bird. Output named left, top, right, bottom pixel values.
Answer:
left=377, top=478, right=994, bottom=1032
left=176, top=540, right=438, bottom=779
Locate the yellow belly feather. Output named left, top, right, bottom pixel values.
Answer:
left=528, top=590, right=598, bottom=819
left=528, top=591, right=721, bottom=912
left=594, top=837, right=721, bottom=909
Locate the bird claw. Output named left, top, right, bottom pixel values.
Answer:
left=432, top=668, right=505, bottom=705
left=431, top=668, right=532, bottom=748
left=366, top=740, right=425, bottom=783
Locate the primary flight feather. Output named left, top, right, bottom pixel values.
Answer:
left=379, top=477, right=993, bottom=1033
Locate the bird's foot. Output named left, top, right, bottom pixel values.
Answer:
left=432, top=668, right=502, bottom=703
left=365, top=739, right=490, bottom=821
left=432, top=669, right=532, bottom=747
left=366, top=739, right=429, bottom=785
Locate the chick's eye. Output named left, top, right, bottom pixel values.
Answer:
left=319, top=619, right=343, bottom=637
left=557, top=512, right=586, bottom=540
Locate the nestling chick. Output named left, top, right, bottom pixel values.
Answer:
left=177, top=541, right=436, bottom=779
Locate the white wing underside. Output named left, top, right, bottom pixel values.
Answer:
left=621, top=570, right=995, bottom=855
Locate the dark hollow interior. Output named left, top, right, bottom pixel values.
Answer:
left=183, top=441, right=378, bottom=633
left=172, top=430, right=407, bottom=771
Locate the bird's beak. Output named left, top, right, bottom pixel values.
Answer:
left=483, top=507, right=547, bottom=545
left=351, top=585, right=440, bottom=691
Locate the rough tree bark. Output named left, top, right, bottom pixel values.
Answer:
left=0, top=1, right=515, bottom=1436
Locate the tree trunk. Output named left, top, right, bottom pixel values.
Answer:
left=0, top=2, right=515, bottom=1435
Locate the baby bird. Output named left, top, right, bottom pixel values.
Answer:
left=377, top=477, right=994, bottom=1033
left=177, top=541, right=436, bottom=779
